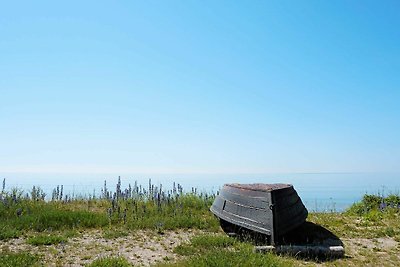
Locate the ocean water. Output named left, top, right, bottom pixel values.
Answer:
left=1, top=172, right=400, bottom=212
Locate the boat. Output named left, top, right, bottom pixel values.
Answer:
left=210, top=183, right=308, bottom=245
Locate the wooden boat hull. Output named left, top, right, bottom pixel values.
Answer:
left=210, top=183, right=308, bottom=245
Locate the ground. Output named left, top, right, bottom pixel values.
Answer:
left=0, top=230, right=198, bottom=266
left=1, top=230, right=400, bottom=266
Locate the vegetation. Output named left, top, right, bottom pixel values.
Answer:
left=347, top=193, right=400, bottom=215
left=86, top=256, right=132, bottom=267
left=27, top=233, right=67, bottom=246
left=174, top=234, right=236, bottom=256
left=0, top=178, right=218, bottom=240
left=309, top=193, right=400, bottom=240
left=0, top=226, right=19, bottom=241
left=0, top=252, right=40, bottom=267
left=169, top=234, right=291, bottom=267
left=1, top=177, right=400, bottom=266
left=102, top=229, right=129, bottom=239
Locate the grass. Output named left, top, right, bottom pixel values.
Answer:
left=162, top=247, right=291, bottom=267
left=0, top=252, right=41, bottom=267
left=0, top=201, right=109, bottom=234
left=163, top=234, right=292, bottom=267
left=0, top=178, right=218, bottom=236
left=174, top=234, right=236, bottom=256
left=0, top=226, right=19, bottom=241
left=0, top=179, right=220, bottom=266
left=120, top=194, right=219, bottom=231
left=102, top=229, right=129, bottom=239
left=308, top=194, right=400, bottom=240
left=27, top=233, right=67, bottom=246
left=86, top=256, right=132, bottom=267
left=1, top=178, right=400, bottom=266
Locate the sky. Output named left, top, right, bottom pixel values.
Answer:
left=1, top=1, right=399, bottom=174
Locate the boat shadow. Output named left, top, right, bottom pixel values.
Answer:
left=277, top=221, right=344, bottom=261
left=278, top=221, right=343, bottom=246
left=232, top=221, right=345, bottom=262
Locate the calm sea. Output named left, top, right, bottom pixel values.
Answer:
left=1, top=172, right=399, bottom=212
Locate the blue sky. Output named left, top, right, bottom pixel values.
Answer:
left=1, top=1, right=399, bottom=174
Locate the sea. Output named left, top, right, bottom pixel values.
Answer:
left=1, top=172, right=400, bottom=212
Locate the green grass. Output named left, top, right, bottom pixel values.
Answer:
left=308, top=193, right=400, bottom=240
left=0, top=184, right=218, bottom=235
left=174, top=234, right=236, bottom=256
left=0, top=200, right=109, bottom=232
left=0, top=226, right=19, bottom=240
left=163, top=234, right=292, bottom=267
left=347, top=193, right=400, bottom=215
left=2, top=181, right=400, bottom=267
left=86, top=256, right=132, bottom=267
left=0, top=252, right=41, bottom=267
left=117, top=195, right=219, bottom=231
left=172, top=247, right=291, bottom=267
left=102, top=229, right=129, bottom=239
left=27, top=233, right=67, bottom=246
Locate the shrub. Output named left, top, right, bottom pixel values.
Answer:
left=347, top=193, right=400, bottom=216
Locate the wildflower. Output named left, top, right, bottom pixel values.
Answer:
left=123, top=208, right=127, bottom=224
left=379, top=202, right=387, bottom=211
left=16, top=208, right=23, bottom=217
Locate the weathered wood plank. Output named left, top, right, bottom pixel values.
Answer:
left=254, top=245, right=345, bottom=258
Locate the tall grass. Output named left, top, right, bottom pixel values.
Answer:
left=0, top=177, right=218, bottom=238
left=0, top=199, right=109, bottom=234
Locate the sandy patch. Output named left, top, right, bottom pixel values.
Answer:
left=0, top=229, right=201, bottom=266
left=344, top=237, right=398, bottom=250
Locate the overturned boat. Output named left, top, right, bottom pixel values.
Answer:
left=210, top=183, right=308, bottom=245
